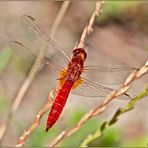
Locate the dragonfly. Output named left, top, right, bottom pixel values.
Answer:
left=10, top=15, right=136, bottom=132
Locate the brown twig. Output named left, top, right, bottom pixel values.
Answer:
left=76, top=1, right=105, bottom=49
left=16, top=89, right=55, bottom=147
left=16, top=89, right=58, bottom=147
left=0, top=1, right=70, bottom=145
left=49, top=60, right=148, bottom=147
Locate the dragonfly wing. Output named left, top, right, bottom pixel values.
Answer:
left=9, top=40, right=36, bottom=65
left=71, top=78, right=112, bottom=97
left=71, top=77, right=130, bottom=100
left=38, top=63, right=62, bottom=89
left=82, top=66, right=137, bottom=85
left=9, top=41, right=66, bottom=87
left=10, top=41, right=63, bottom=71
left=21, top=15, right=70, bottom=69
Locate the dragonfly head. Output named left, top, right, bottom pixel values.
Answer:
left=72, top=48, right=87, bottom=60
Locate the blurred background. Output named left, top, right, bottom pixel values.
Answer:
left=0, top=1, right=148, bottom=147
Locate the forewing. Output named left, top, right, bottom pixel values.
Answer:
left=21, top=15, right=70, bottom=69
left=82, top=66, right=137, bottom=85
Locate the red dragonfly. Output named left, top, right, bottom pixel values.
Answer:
left=10, top=15, right=136, bottom=132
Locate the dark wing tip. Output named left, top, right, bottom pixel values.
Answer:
left=9, top=41, right=24, bottom=48
left=124, top=92, right=131, bottom=98
left=9, top=40, right=22, bottom=45
left=134, top=67, right=140, bottom=71
left=21, top=15, right=35, bottom=21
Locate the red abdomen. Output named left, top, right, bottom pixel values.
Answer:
left=46, top=79, right=74, bottom=131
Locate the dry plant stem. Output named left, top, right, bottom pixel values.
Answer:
left=76, top=1, right=105, bottom=48
left=16, top=90, right=55, bottom=147
left=50, top=1, right=70, bottom=37
left=49, top=61, right=148, bottom=147
left=0, top=1, right=70, bottom=144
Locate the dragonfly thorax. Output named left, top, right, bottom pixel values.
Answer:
left=67, top=50, right=86, bottom=81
